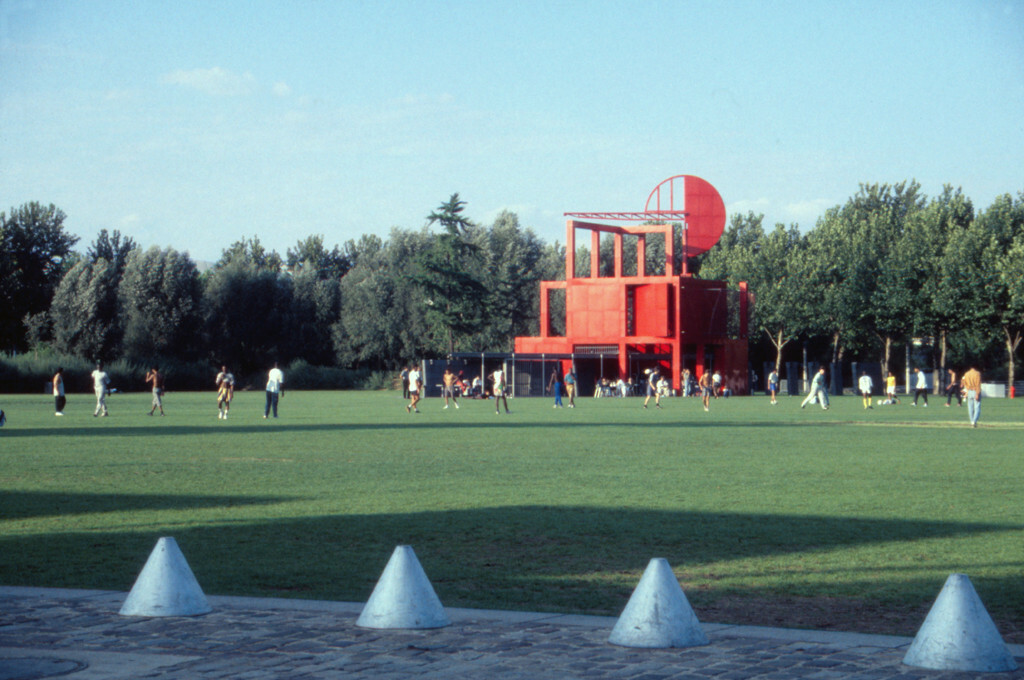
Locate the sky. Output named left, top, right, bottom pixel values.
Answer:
left=2, top=0, right=1023, bottom=263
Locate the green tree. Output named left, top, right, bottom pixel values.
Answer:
left=0, top=202, right=80, bottom=351
left=416, top=194, right=486, bottom=355
left=87, top=229, right=138, bottom=280
left=333, top=230, right=431, bottom=368
left=289, top=266, right=342, bottom=365
left=977, top=193, right=1024, bottom=385
left=286, top=234, right=351, bottom=280
left=118, top=247, right=202, bottom=361
left=48, top=258, right=121, bottom=360
left=477, top=211, right=546, bottom=351
left=216, top=236, right=283, bottom=271
left=202, top=258, right=292, bottom=373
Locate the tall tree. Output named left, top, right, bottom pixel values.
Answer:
left=416, top=194, right=486, bottom=355
left=87, top=229, right=138, bottom=280
left=479, top=211, right=545, bottom=351
left=286, top=234, right=351, bottom=280
left=118, top=247, right=202, bottom=361
left=0, top=202, right=80, bottom=351
left=48, top=258, right=121, bottom=360
left=216, top=236, right=283, bottom=271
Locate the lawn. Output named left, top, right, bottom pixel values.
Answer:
left=1, top=388, right=1022, bottom=640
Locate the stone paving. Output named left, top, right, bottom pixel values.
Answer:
left=1, top=587, right=1022, bottom=680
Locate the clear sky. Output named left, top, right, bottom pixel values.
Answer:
left=2, top=0, right=1022, bottom=262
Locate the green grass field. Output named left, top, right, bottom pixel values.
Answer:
left=2, top=388, right=1022, bottom=639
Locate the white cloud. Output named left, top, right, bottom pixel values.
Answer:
left=163, top=67, right=257, bottom=96
left=782, top=198, right=833, bottom=225
left=272, top=81, right=291, bottom=97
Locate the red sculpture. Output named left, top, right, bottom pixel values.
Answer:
left=514, top=175, right=750, bottom=395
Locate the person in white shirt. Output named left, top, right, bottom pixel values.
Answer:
left=53, top=367, right=66, bottom=416
left=91, top=362, right=110, bottom=417
left=264, top=363, right=285, bottom=418
left=912, top=368, right=929, bottom=406
left=492, top=367, right=509, bottom=414
left=858, top=371, right=874, bottom=409
left=406, top=364, right=422, bottom=413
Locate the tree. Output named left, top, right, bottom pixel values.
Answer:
left=202, top=258, right=292, bottom=374
left=479, top=211, right=545, bottom=351
left=700, top=213, right=809, bottom=376
left=216, top=236, right=283, bottom=271
left=416, top=194, right=486, bottom=355
left=976, top=193, right=1024, bottom=385
left=286, top=235, right=351, bottom=280
left=289, top=266, right=341, bottom=365
left=48, top=258, right=121, bottom=360
left=118, top=247, right=202, bottom=361
left=0, top=202, right=80, bottom=350
left=333, top=230, right=431, bottom=368
left=88, top=229, right=138, bottom=280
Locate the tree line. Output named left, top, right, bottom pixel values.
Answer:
left=3, top=182, right=1023, bottom=390
left=700, top=182, right=1024, bottom=386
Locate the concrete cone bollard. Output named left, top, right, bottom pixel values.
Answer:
left=903, top=573, right=1017, bottom=672
left=119, top=537, right=212, bottom=617
left=608, top=558, right=709, bottom=648
left=356, top=545, right=450, bottom=629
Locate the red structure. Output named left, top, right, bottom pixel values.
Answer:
left=514, top=175, right=751, bottom=395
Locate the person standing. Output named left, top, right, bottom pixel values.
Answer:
left=52, top=367, right=66, bottom=416
left=400, top=366, right=411, bottom=400
left=548, top=369, right=563, bottom=408
left=858, top=371, right=874, bottom=409
left=145, top=366, right=166, bottom=416
left=442, top=366, right=460, bottom=410
left=642, top=367, right=662, bottom=409
left=768, top=368, right=779, bottom=405
left=711, top=370, right=723, bottom=398
left=885, top=371, right=900, bottom=404
left=912, top=368, right=929, bottom=407
left=264, top=362, right=284, bottom=418
left=406, top=363, right=422, bottom=413
left=216, top=366, right=235, bottom=419
left=91, top=362, right=110, bottom=417
left=801, top=367, right=830, bottom=410
left=944, top=368, right=962, bottom=407
left=492, top=366, right=510, bottom=414
left=564, top=367, right=577, bottom=408
left=961, top=365, right=982, bottom=428
left=699, top=369, right=713, bottom=412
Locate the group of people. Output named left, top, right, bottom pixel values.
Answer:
left=41, top=363, right=285, bottom=421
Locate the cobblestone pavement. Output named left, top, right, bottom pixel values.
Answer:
left=1, top=588, right=1021, bottom=680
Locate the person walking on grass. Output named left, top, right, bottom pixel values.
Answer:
left=442, top=366, right=460, bottom=410
left=858, top=371, right=874, bottom=409
left=493, top=366, right=510, bottom=414
left=564, top=367, right=577, bottom=408
left=52, top=367, right=66, bottom=416
left=699, top=369, right=713, bottom=412
left=406, top=363, right=422, bottom=413
left=216, top=366, right=235, bottom=419
left=145, top=366, right=165, bottom=416
left=548, top=369, right=563, bottom=408
left=642, top=367, right=662, bottom=409
left=944, top=368, right=962, bottom=407
left=264, top=362, right=284, bottom=418
left=912, top=367, right=929, bottom=407
left=961, top=365, right=982, bottom=428
left=768, top=368, right=779, bottom=405
left=801, top=367, right=830, bottom=410
left=91, top=362, right=110, bottom=417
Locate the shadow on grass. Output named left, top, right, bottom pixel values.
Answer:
left=0, top=490, right=288, bottom=520
left=1, top=503, right=1021, bottom=634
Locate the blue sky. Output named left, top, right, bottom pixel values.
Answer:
left=2, top=0, right=1022, bottom=262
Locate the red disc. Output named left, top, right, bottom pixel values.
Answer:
left=644, top=175, right=726, bottom=258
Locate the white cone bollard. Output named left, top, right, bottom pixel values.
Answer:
left=356, top=545, right=450, bottom=629
left=903, top=573, right=1017, bottom=672
left=119, top=536, right=212, bottom=617
left=609, top=557, right=709, bottom=648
